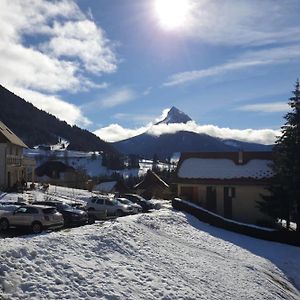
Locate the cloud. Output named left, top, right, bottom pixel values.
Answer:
left=237, top=102, right=289, bottom=113
left=83, top=88, right=136, bottom=111
left=94, top=120, right=279, bottom=145
left=0, top=0, right=117, bottom=126
left=9, top=85, right=91, bottom=127
left=113, top=113, right=156, bottom=124
left=143, top=87, right=152, bottom=96
left=164, top=44, right=300, bottom=86
left=182, top=0, right=300, bottom=46
left=94, top=124, right=149, bottom=142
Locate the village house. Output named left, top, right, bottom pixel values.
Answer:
left=135, top=169, right=171, bottom=199
left=92, top=180, right=129, bottom=195
left=174, top=151, right=273, bottom=224
left=0, top=121, right=31, bottom=191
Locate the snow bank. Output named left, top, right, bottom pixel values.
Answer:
left=0, top=208, right=299, bottom=299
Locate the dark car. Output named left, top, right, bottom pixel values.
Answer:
left=122, top=194, right=153, bottom=212
left=32, top=201, right=88, bottom=227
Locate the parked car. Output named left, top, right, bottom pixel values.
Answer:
left=32, top=201, right=89, bottom=227
left=0, top=205, right=64, bottom=234
left=115, top=197, right=142, bottom=214
left=122, top=194, right=153, bottom=212
left=86, top=196, right=134, bottom=216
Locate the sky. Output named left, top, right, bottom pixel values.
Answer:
left=1, top=0, right=300, bottom=145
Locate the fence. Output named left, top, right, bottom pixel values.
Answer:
left=172, top=198, right=300, bottom=247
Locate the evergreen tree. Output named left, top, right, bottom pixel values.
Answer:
left=259, top=80, right=300, bottom=232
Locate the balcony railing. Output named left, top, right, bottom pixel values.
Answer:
left=6, top=155, right=23, bottom=166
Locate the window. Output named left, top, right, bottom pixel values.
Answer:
left=43, top=208, right=57, bottom=215
left=96, top=198, right=104, bottom=205
left=26, top=207, right=39, bottom=214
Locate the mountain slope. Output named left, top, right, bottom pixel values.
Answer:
left=113, top=131, right=240, bottom=159
left=0, top=85, right=116, bottom=153
left=113, top=107, right=272, bottom=159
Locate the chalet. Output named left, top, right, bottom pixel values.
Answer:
left=174, top=152, right=273, bottom=224
left=135, top=170, right=171, bottom=199
left=0, top=121, right=28, bottom=190
left=93, top=180, right=129, bottom=194
left=35, top=161, right=87, bottom=189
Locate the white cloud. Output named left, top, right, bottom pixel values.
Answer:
left=181, top=0, right=300, bottom=46
left=99, top=88, right=136, bottom=108
left=94, top=124, right=149, bottom=142
left=94, top=120, right=279, bottom=145
left=164, top=44, right=300, bottom=86
left=43, top=20, right=117, bottom=74
left=237, top=102, right=289, bottom=113
left=0, top=0, right=117, bottom=126
left=9, top=85, right=91, bottom=127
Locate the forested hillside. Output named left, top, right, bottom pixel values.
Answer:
left=0, top=85, right=116, bottom=153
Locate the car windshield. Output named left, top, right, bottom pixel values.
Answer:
left=42, top=208, right=57, bottom=215
left=58, top=203, right=72, bottom=210
left=117, top=198, right=130, bottom=205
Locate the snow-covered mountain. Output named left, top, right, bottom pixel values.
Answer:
left=112, top=107, right=272, bottom=159
left=155, top=106, right=192, bottom=125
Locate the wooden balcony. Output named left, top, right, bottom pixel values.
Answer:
left=6, top=155, right=23, bottom=166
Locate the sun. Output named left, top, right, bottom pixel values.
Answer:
left=154, top=0, right=191, bottom=30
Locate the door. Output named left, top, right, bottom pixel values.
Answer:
left=206, top=186, right=217, bottom=212
left=7, top=172, right=11, bottom=188
left=224, top=187, right=235, bottom=219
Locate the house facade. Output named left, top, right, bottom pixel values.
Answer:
left=0, top=121, right=28, bottom=190
left=175, top=152, right=273, bottom=224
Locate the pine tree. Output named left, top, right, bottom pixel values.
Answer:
left=259, top=80, right=300, bottom=232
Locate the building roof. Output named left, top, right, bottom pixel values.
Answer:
left=176, top=152, right=273, bottom=182
left=135, top=170, right=169, bottom=189
left=0, top=121, right=28, bottom=148
left=94, top=181, right=117, bottom=192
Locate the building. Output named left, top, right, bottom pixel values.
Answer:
left=92, top=180, right=129, bottom=194
left=0, top=121, right=28, bottom=190
left=135, top=169, right=171, bottom=199
left=174, top=152, right=273, bottom=224
left=35, top=161, right=87, bottom=189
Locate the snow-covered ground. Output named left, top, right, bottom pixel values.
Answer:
left=0, top=189, right=300, bottom=299
left=25, top=148, right=175, bottom=179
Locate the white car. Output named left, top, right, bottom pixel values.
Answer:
left=86, top=196, right=134, bottom=217
left=0, top=205, right=64, bottom=233
left=115, top=198, right=142, bottom=214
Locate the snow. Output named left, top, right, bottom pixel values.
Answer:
left=178, top=158, right=273, bottom=179
left=0, top=189, right=299, bottom=299
left=94, top=181, right=117, bottom=192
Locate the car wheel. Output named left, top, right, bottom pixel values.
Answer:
left=88, top=215, right=95, bottom=224
left=31, top=222, right=43, bottom=234
left=115, top=210, right=123, bottom=217
left=0, top=218, right=9, bottom=231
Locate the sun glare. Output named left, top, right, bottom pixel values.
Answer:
left=155, top=0, right=191, bottom=30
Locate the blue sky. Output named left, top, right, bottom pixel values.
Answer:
left=1, top=0, right=300, bottom=144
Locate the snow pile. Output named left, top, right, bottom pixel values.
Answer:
left=178, top=158, right=273, bottom=179
left=0, top=207, right=299, bottom=299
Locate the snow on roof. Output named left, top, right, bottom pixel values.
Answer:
left=0, top=121, right=28, bottom=148
left=178, top=158, right=273, bottom=180
left=93, top=181, right=117, bottom=192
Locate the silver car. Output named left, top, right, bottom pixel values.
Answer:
left=115, top=198, right=142, bottom=214
left=0, top=205, right=64, bottom=234
left=86, top=196, right=134, bottom=217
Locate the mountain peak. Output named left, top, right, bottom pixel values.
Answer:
left=155, top=106, right=192, bottom=125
